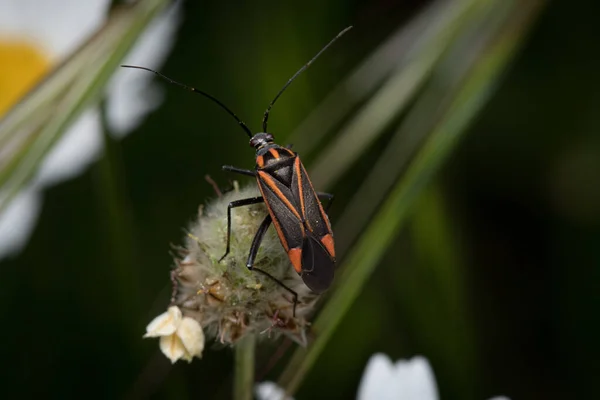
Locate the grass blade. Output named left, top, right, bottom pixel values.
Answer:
left=289, top=0, right=482, bottom=169
left=278, top=0, right=545, bottom=394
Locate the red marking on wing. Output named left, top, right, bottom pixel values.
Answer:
left=320, top=233, right=335, bottom=259
left=300, top=162, right=332, bottom=233
left=288, top=248, right=303, bottom=273
left=255, top=176, right=290, bottom=251
left=268, top=148, right=280, bottom=159
left=294, top=157, right=308, bottom=227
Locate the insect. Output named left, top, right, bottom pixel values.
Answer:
left=123, top=26, right=351, bottom=294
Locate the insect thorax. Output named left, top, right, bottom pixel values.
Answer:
left=256, top=145, right=296, bottom=187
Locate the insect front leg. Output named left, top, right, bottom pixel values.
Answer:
left=222, top=165, right=256, bottom=177
left=219, top=196, right=264, bottom=263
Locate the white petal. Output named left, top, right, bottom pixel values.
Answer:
left=255, top=381, right=294, bottom=400
left=176, top=316, right=204, bottom=360
left=0, top=188, right=42, bottom=259
left=106, top=2, right=182, bottom=137
left=34, top=108, right=103, bottom=188
left=144, top=306, right=182, bottom=337
left=357, top=353, right=397, bottom=400
left=393, top=356, right=439, bottom=400
left=488, top=397, right=510, bottom=400
left=0, top=1, right=179, bottom=259
left=159, top=333, right=185, bottom=364
left=0, top=0, right=110, bottom=62
left=357, top=354, right=439, bottom=400
left=0, top=107, right=103, bottom=260
left=180, top=349, right=194, bottom=363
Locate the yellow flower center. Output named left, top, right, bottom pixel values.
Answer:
left=0, top=38, right=51, bottom=116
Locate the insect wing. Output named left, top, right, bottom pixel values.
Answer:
left=257, top=155, right=336, bottom=293
left=256, top=171, right=304, bottom=254
left=300, top=231, right=335, bottom=293
left=291, top=157, right=335, bottom=259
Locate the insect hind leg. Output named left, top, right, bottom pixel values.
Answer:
left=253, top=268, right=299, bottom=318
left=245, top=215, right=299, bottom=317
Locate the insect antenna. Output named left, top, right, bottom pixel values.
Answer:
left=261, top=26, right=353, bottom=132
left=121, top=65, right=253, bottom=138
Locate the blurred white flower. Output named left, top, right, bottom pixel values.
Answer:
left=357, top=354, right=439, bottom=400
left=255, top=354, right=510, bottom=400
left=0, top=0, right=181, bottom=259
left=145, top=306, right=205, bottom=363
left=255, top=381, right=294, bottom=400
left=254, top=356, right=437, bottom=400
left=357, top=353, right=510, bottom=400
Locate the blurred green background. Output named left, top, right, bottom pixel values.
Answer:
left=1, top=0, right=599, bottom=399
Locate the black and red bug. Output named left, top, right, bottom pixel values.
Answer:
left=122, top=26, right=351, bottom=294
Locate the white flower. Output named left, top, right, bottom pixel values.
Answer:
left=254, top=356, right=437, bottom=400
left=357, top=354, right=510, bottom=400
left=145, top=306, right=205, bottom=363
left=256, top=355, right=510, bottom=399
left=255, top=381, right=294, bottom=400
left=357, top=354, right=439, bottom=400
left=0, top=0, right=181, bottom=259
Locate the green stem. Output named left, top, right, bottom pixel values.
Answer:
left=234, top=334, right=256, bottom=400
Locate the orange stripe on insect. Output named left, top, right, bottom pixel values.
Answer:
left=256, top=155, right=265, bottom=168
left=320, top=233, right=335, bottom=259
left=301, top=162, right=332, bottom=232
left=271, top=216, right=290, bottom=251
left=320, top=204, right=332, bottom=232
left=295, top=157, right=308, bottom=225
left=268, top=148, right=280, bottom=159
left=288, top=248, right=303, bottom=273
left=255, top=180, right=290, bottom=251
left=258, top=171, right=302, bottom=220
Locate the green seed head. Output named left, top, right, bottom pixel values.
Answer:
left=170, top=182, right=318, bottom=346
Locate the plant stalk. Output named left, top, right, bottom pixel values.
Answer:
left=234, top=334, right=256, bottom=400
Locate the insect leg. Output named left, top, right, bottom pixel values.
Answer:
left=222, top=165, right=256, bottom=177
left=219, top=196, right=264, bottom=262
left=253, top=268, right=299, bottom=317
left=317, top=192, right=335, bottom=212
left=246, top=214, right=272, bottom=269
left=246, top=215, right=299, bottom=316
